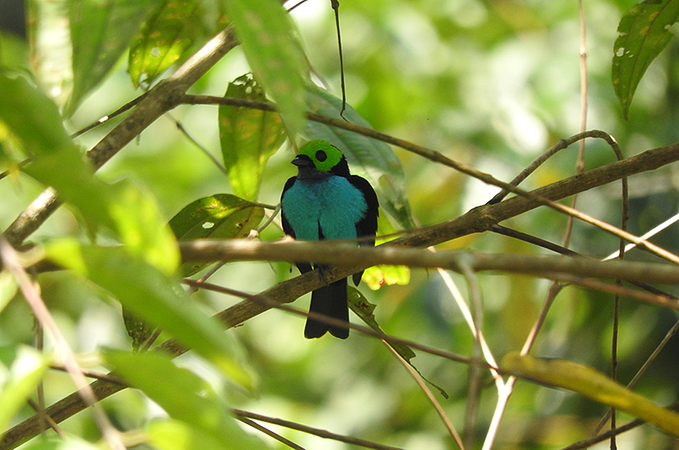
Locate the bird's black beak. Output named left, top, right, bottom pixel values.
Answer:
left=292, top=154, right=313, bottom=167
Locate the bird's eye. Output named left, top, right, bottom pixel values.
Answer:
left=315, top=150, right=327, bottom=162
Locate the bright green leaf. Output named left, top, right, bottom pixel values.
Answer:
left=224, top=0, right=307, bottom=139
left=169, top=193, right=264, bottom=275
left=0, top=346, right=50, bottom=436
left=169, top=194, right=264, bottom=241
left=128, top=0, right=203, bottom=88
left=66, top=0, right=163, bottom=115
left=0, top=74, right=73, bottom=152
left=219, top=74, right=287, bottom=201
left=105, top=351, right=265, bottom=450
left=502, top=352, right=679, bottom=437
left=46, top=241, right=252, bottom=388
left=0, top=74, right=178, bottom=272
left=0, top=73, right=116, bottom=232
left=362, top=265, right=411, bottom=291
left=305, top=85, right=415, bottom=229
left=148, top=420, right=234, bottom=450
left=109, top=180, right=180, bottom=275
left=363, top=217, right=410, bottom=290
left=0, top=270, right=18, bottom=314
left=612, top=0, right=679, bottom=119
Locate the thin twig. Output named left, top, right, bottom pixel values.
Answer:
left=592, top=318, right=679, bottom=435
left=330, top=0, right=347, bottom=118
left=232, top=408, right=405, bottom=450
left=167, top=113, right=228, bottom=175
left=0, top=159, right=31, bottom=182
left=235, top=416, right=304, bottom=450
left=436, top=268, right=503, bottom=379
left=48, top=365, right=126, bottom=385
left=385, top=343, right=464, bottom=450
left=26, top=399, right=65, bottom=438
left=603, top=210, right=679, bottom=260
left=459, top=260, right=483, bottom=449
left=71, top=92, right=149, bottom=138
left=34, top=305, right=46, bottom=438
left=561, top=399, right=679, bottom=450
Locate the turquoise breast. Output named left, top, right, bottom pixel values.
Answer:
left=282, top=176, right=368, bottom=241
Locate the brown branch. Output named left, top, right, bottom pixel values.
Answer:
left=176, top=240, right=679, bottom=297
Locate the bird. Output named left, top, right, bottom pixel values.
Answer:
left=281, top=139, right=379, bottom=339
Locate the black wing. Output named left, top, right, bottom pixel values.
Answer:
left=280, top=176, right=297, bottom=238
left=349, top=175, right=379, bottom=245
left=280, top=176, right=313, bottom=274
left=348, top=175, right=379, bottom=285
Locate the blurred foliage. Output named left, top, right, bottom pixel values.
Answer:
left=2, top=0, right=679, bottom=449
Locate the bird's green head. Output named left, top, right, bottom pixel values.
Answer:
left=296, top=139, right=344, bottom=173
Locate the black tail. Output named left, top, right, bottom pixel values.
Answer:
left=304, top=278, right=349, bottom=339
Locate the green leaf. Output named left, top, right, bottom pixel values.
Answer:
left=363, top=217, right=411, bottom=290
left=109, top=180, right=180, bottom=275
left=0, top=74, right=73, bottom=152
left=46, top=241, right=252, bottom=388
left=122, top=306, right=155, bottom=352
left=105, top=351, right=266, bottom=450
left=0, top=75, right=115, bottom=234
left=66, top=0, right=163, bottom=115
left=224, top=0, right=307, bottom=139
left=0, top=268, right=19, bottom=314
left=0, top=74, right=179, bottom=273
left=170, top=194, right=264, bottom=241
left=502, top=352, right=679, bottom=437
left=362, top=265, right=411, bottom=290
left=305, top=85, right=416, bottom=229
left=612, top=0, right=679, bottom=119
left=128, top=0, right=203, bottom=88
left=0, top=346, right=50, bottom=436
left=219, top=74, right=287, bottom=201
left=169, top=194, right=264, bottom=275
left=148, top=420, right=238, bottom=450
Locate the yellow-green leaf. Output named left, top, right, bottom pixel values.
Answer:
left=47, top=241, right=252, bottom=388
left=219, top=74, right=286, bottom=201
left=0, top=347, right=50, bottom=434
left=1, top=74, right=178, bottom=274
left=67, top=0, right=163, bottom=114
left=223, top=0, right=307, bottom=139
left=106, top=351, right=265, bottom=450
left=129, top=0, right=203, bottom=88
left=169, top=194, right=264, bottom=275
left=612, top=0, right=679, bottom=119
left=502, top=352, right=679, bottom=437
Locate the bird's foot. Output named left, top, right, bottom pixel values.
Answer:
left=316, top=265, right=332, bottom=285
